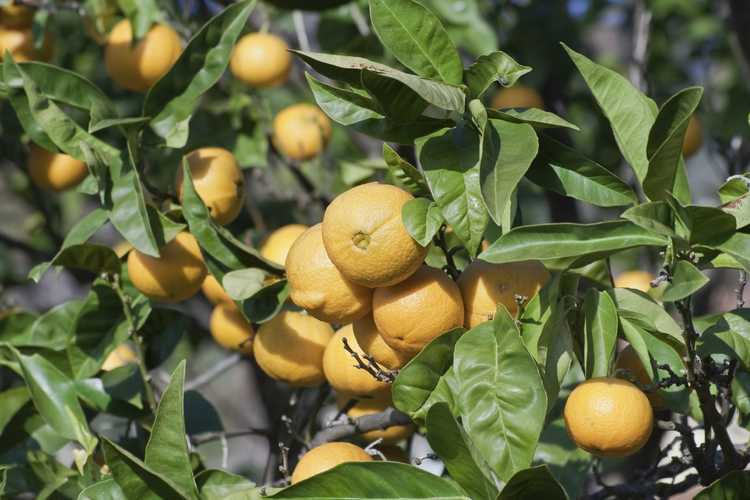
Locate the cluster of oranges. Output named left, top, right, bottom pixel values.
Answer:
left=0, top=4, right=52, bottom=62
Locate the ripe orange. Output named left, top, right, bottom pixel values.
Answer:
left=285, top=224, right=372, bottom=324
left=614, top=271, right=653, bottom=293
left=230, top=32, right=292, bottom=88
left=101, top=344, right=137, bottom=371
left=201, top=274, right=232, bottom=305
left=0, top=4, right=34, bottom=29
left=253, top=311, right=333, bottom=387
left=682, top=115, right=703, bottom=158
left=175, top=147, right=245, bottom=226
left=291, top=442, right=372, bottom=484
left=0, top=26, right=52, bottom=62
left=209, top=302, right=254, bottom=355
left=345, top=395, right=414, bottom=444
left=272, top=103, right=332, bottom=161
left=27, top=145, right=88, bottom=191
left=323, top=324, right=390, bottom=398
left=104, top=19, right=181, bottom=92
left=260, top=224, right=308, bottom=266
left=457, top=259, right=549, bottom=327
left=322, top=183, right=428, bottom=288
left=614, top=345, right=665, bottom=409
left=564, top=377, right=653, bottom=457
left=491, top=84, right=544, bottom=109
left=126, top=232, right=207, bottom=303
left=353, top=314, right=413, bottom=370
left=373, top=266, right=464, bottom=355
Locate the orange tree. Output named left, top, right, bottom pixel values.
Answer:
left=0, top=0, right=750, bottom=499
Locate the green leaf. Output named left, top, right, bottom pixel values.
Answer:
left=143, top=0, right=256, bottom=148
left=621, top=201, right=676, bottom=237
left=534, top=418, right=591, bottom=499
left=699, top=310, right=750, bottom=370
left=667, top=199, right=737, bottom=245
left=383, top=144, right=429, bottom=196
left=722, top=192, right=750, bottom=230
left=425, top=403, right=499, bottom=500
left=222, top=269, right=267, bottom=301
left=89, top=116, right=152, bottom=134
left=241, top=279, right=290, bottom=324
left=1, top=302, right=80, bottom=350
left=28, top=208, right=109, bottom=282
left=481, top=221, right=668, bottom=266
left=464, top=51, right=531, bottom=99
left=269, top=0, right=349, bottom=9
left=498, top=465, right=568, bottom=500
left=695, top=470, right=750, bottom=500
left=582, top=289, right=618, bottom=378
left=527, top=136, right=637, bottom=208
left=361, top=69, right=429, bottom=123
left=108, top=169, right=161, bottom=258
left=487, top=108, right=580, bottom=131
left=392, top=328, right=463, bottom=425
left=15, top=351, right=97, bottom=453
left=562, top=43, right=656, bottom=182
left=43, top=244, right=120, bottom=278
left=402, top=198, right=444, bottom=247
left=612, top=288, right=684, bottom=342
left=294, top=50, right=466, bottom=112
left=195, top=470, right=258, bottom=500
left=417, top=124, right=489, bottom=255
left=0, top=386, right=30, bottom=435
left=271, top=462, right=469, bottom=499
left=643, top=87, right=703, bottom=201
left=102, top=439, right=189, bottom=500
left=144, top=361, right=198, bottom=499
left=453, top=307, right=547, bottom=481
left=480, top=119, right=538, bottom=224
left=78, top=479, right=127, bottom=500
left=661, top=260, right=709, bottom=302
left=699, top=232, right=750, bottom=274
left=117, top=0, right=160, bottom=39
left=369, top=0, right=463, bottom=84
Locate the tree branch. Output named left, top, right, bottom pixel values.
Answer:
left=310, top=407, right=412, bottom=448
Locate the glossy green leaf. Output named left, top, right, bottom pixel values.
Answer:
left=369, top=0, right=462, bottom=84
left=271, top=462, right=469, bottom=498
left=480, top=119, right=538, bottom=225
left=417, top=124, right=489, bottom=255
left=528, top=136, right=637, bottom=208
left=222, top=269, right=267, bottom=301
left=28, top=208, right=109, bottom=282
left=562, top=43, right=656, bottom=182
left=534, top=418, right=591, bottom=499
left=294, top=50, right=466, bottom=112
left=722, top=192, right=750, bottom=229
left=661, top=260, right=709, bottom=302
left=144, top=361, right=198, bottom=499
left=0, top=386, right=30, bottom=435
left=488, top=108, right=580, bottom=131
left=392, top=328, right=463, bottom=424
left=144, top=0, right=256, bottom=148
left=699, top=232, right=750, bottom=273
left=402, top=198, right=444, bottom=247
left=695, top=470, right=750, bottom=500
left=481, top=221, right=668, bottom=266
left=582, top=289, right=618, bottom=378
left=383, top=144, right=429, bottom=196
left=241, top=279, right=290, bottom=324
left=425, top=403, right=499, bottom=500
left=612, top=288, right=683, bottom=341
left=464, top=51, right=530, bottom=99
left=1, top=302, right=80, bottom=350
left=195, top=470, right=258, bottom=500
left=453, top=308, right=547, bottom=481
left=620, top=201, right=676, bottom=237
left=117, top=0, right=159, bottom=39
left=618, top=316, right=655, bottom=380
left=108, top=169, right=160, bottom=258
left=15, top=351, right=97, bottom=453
left=699, top=310, right=750, bottom=370
left=78, top=479, right=127, bottom=500
left=268, top=0, right=349, bottom=9
left=89, top=116, right=152, bottom=134
left=102, top=439, right=188, bottom=500
left=643, top=87, right=702, bottom=201
left=498, top=465, right=568, bottom=500
left=361, top=70, right=428, bottom=123
left=667, top=196, right=737, bottom=246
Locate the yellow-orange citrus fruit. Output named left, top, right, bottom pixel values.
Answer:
left=254, top=311, right=334, bottom=387
left=260, top=224, right=308, bottom=266
left=0, top=4, right=34, bottom=28
left=230, top=32, right=292, bottom=88
left=322, top=183, right=428, bottom=288
left=104, top=19, right=181, bottom=92
left=614, top=271, right=653, bottom=293
left=615, top=345, right=665, bottom=409
left=291, top=442, right=372, bottom=484
left=0, top=26, right=52, bottom=62
left=286, top=224, right=372, bottom=324
left=323, top=324, right=390, bottom=397
left=353, top=314, right=412, bottom=370
left=101, top=344, right=137, bottom=371
left=564, top=377, right=653, bottom=457
left=272, top=103, right=331, bottom=161
left=209, top=302, right=254, bottom=355
left=491, top=85, right=544, bottom=109
left=27, top=145, right=88, bottom=191
left=176, top=147, right=245, bottom=226
left=378, top=445, right=409, bottom=463
left=457, top=259, right=549, bottom=327
left=127, top=232, right=207, bottom=303
left=345, top=396, right=414, bottom=444
left=682, top=115, right=703, bottom=158
left=201, top=274, right=232, bottom=305
left=373, top=266, right=464, bottom=355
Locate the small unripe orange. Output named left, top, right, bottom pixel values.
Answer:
left=27, top=145, right=88, bottom=191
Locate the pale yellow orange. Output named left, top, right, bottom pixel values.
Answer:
left=101, top=344, right=137, bottom=371
left=346, top=396, right=414, bottom=444
left=323, top=324, right=390, bottom=397
left=209, top=302, right=254, bottom=355
left=27, top=145, right=88, bottom=191
left=682, top=115, right=703, bottom=158
left=0, top=26, right=52, bottom=62
left=322, top=183, right=428, bottom=288
left=260, top=224, right=308, bottom=266
left=291, top=442, right=372, bottom=484
left=286, top=224, right=372, bottom=324
left=254, top=311, right=333, bottom=387
left=272, top=103, right=331, bottom=161
left=202, top=274, right=232, bottom=305
left=230, top=33, right=292, bottom=88
left=353, top=314, right=412, bottom=370
left=614, top=271, right=653, bottom=293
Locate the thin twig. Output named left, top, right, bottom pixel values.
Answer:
left=342, top=336, right=396, bottom=383
left=310, top=407, right=412, bottom=448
